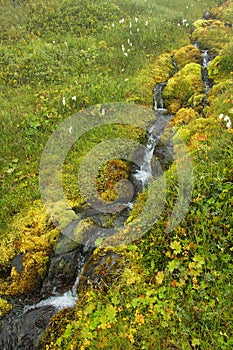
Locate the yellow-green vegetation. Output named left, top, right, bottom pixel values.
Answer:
left=162, top=63, right=205, bottom=113
left=0, top=201, right=60, bottom=297
left=172, top=45, right=202, bottom=69
left=191, top=18, right=231, bottom=53
left=1, top=0, right=233, bottom=349
left=0, top=298, right=13, bottom=319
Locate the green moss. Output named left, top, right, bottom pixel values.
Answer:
left=152, top=53, right=175, bottom=84
left=172, top=45, right=202, bottom=69
left=162, top=63, right=204, bottom=113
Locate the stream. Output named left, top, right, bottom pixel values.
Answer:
left=0, top=43, right=214, bottom=350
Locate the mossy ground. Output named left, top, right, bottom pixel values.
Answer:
left=1, top=0, right=233, bottom=349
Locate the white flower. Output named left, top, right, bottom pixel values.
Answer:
left=119, top=18, right=125, bottom=23
left=124, top=52, right=128, bottom=57
left=218, top=114, right=224, bottom=119
left=124, top=78, right=129, bottom=82
left=130, top=30, right=133, bottom=35
left=177, top=23, right=181, bottom=27
left=186, top=22, right=189, bottom=26
left=224, top=116, right=231, bottom=128
left=121, top=44, right=125, bottom=52
left=129, top=21, right=132, bottom=28
left=137, top=27, right=140, bottom=32
left=121, top=68, right=124, bottom=72
left=101, top=108, right=105, bottom=116
left=62, top=97, right=66, bottom=106
left=52, top=40, right=56, bottom=44
left=72, top=96, right=76, bottom=101
left=64, top=41, right=68, bottom=47
left=112, top=23, right=115, bottom=27
left=145, top=20, right=149, bottom=26
left=68, top=126, right=73, bottom=134
left=135, top=17, right=139, bottom=22
left=226, top=120, right=232, bottom=128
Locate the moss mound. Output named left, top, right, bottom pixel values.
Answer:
left=162, top=63, right=204, bottom=113
left=172, top=45, right=202, bottom=69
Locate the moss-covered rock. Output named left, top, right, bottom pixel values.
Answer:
left=191, top=19, right=231, bottom=54
left=0, top=298, right=13, bottom=319
left=0, top=201, right=60, bottom=296
left=170, top=108, right=199, bottom=127
left=172, top=45, right=202, bottom=69
left=152, top=53, right=176, bottom=84
left=162, top=63, right=204, bottom=114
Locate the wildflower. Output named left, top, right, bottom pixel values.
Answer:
left=145, top=20, right=149, bottom=26
left=182, top=19, right=187, bottom=25
left=130, top=30, right=133, bottom=35
left=124, top=52, right=128, bottom=57
left=218, top=113, right=224, bottom=119
left=101, top=108, right=105, bottom=116
left=72, top=96, right=76, bottom=101
left=124, top=78, right=129, bottom=81
left=62, top=97, right=66, bottom=106
left=111, top=23, right=115, bottom=27
left=137, top=27, right=140, bottom=32
left=129, top=21, right=132, bottom=28
left=177, top=23, right=181, bottom=27
left=119, top=18, right=125, bottom=23
left=52, top=40, right=56, bottom=44
left=224, top=116, right=231, bottom=128
left=68, top=126, right=72, bottom=134
left=135, top=17, right=139, bottom=22
left=186, top=22, right=189, bottom=26
left=64, top=41, right=68, bottom=47
left=121, top=68, right=124, bottom=72
left=121, top=44, right=125, bottom=52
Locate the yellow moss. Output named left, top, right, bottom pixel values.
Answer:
left=152, top=53, right=175, bottom=83
left=0, top=200, right=60, bottom=296
left=0, top=297, right=13, bottom=319
left=163, top=63, right=204, bottom=114
left=172, top=45, right=202, bottom=69
left=170, top=108, right=199, bottom=127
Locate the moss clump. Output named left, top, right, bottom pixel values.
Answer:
left=162, top=63, right=204, bottom=114
left=172, top=45, right=202, bottom=69
left=191, top=19, right=231, bottom=54
left=152, top=53, right=176, bottom=83
left=0, top=298, right=13, bottom=319
left=170, top=108, right=199, bottom=127
left=0, top=201, right=60, bottom=296
left=96, top=159, right=131, bottom=202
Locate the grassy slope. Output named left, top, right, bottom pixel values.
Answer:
left=0, top=0, right=233, bottom=349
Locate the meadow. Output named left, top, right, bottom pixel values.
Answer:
left=0, top=0, right=233, bottom=349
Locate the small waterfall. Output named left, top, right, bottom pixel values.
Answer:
left=153, top=82, right=167, bottom=111
left=201, top=49, right=213, bottom=93
left=134, top=84, right=172, bottom=186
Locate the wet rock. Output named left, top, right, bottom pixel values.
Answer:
left=0, top=306, right=55, bottom=350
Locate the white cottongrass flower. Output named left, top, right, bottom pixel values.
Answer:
left=68, top=126, right=73, bottom=134
left=121, top=68, right=124, bottom=72
left=135, top=17, right=139, bottom=22
left=145, top=20, right=149, bottom=26
left=64, top=41, right=68, bottom=47
left=72, top=96, right=76, bottom=101
left=111, top=23, right=115, bottom=27
left=124, top=78, right=129, bottom=82
left=62, top=97, right=66, bottom=106
left=119, top=18, right=125, bottom=23
left=177, top=23, right=181, bottom=27
left=224, top=116, right=231, bottom=128
left=121, top=44, right=125, bottom=52
left=130, top=30, right=133, bottom=35
left=129, top=21, right=132, bottom=28
left=218, top=114, right=224, bottom=120
left=101, top=108, right=105, bottom=116
left=124, top=52, right=128, bottom=57
left=137, top=27, right=140, bottom=32
left=52, top=40, right=56, bottom=44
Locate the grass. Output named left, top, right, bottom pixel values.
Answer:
left=1, top=0, right=233, bottom=348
